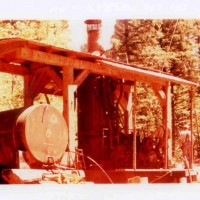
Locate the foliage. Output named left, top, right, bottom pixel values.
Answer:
left=136, top=82, right=162, bottom=135
left=110, top=19, right=200, bottom=159
left=111, top=19, right=169, bottom=70
left=0, top=20, right=70, bottom=48
left=0, top=19, right=200, bottom=160
left=0, top=73, right=23, bottom=110
left=0, top=20, right=70, bottom=111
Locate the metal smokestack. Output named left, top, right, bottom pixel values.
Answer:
left=84, top=19, right=103, bottom=53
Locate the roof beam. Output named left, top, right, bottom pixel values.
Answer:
left=98, top=60, right=198, bottom=87
left=74, top=69, right=90, bottom=87
left=151, top=83, right=166, bottom=106
left=45, top=67, right=63, bottom=91
left=29, top=69, right=51, bottom=98
left=0, top=61, right=29, bottom=76
left=0, top=39, right=27, bottom=58
left=14, top=47, right=70, bottom=67
left=13, top=47, right=197, bottom=86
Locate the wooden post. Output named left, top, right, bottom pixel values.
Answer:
left=63, top=66, right=74, bottom=127
left=171, top=84, right=175, bottom=157
left=121, top=85, right=133, bottom=135
left=24, top=75, right=33, bottom=107
left=190, top=86, right=194, bottom=168
left=68, top=85, right=78, bottom=151
left=133, top=81, right=137, bottom=169
left=63, top=66, right=77, bottom=165
left=127, top=85, right=133, bottom=134
left=163, top=82, right=172, bottom=169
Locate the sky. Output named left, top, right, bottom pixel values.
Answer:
left=1, top=0, right=200, bottom=19
left=68, top=19, right=116, bottom=51
left=2, top=0, right=200, bottom=52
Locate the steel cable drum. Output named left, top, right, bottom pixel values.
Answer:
left=15, top=104, right=68, bottom=164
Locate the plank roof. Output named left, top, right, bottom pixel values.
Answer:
left=0, top=38, right=197, bottom=95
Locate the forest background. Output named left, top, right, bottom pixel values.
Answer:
left=0, top=19, right=200, bottom=161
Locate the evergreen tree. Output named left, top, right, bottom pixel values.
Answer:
left=0, top=20, right=70, bottom=111
left=110, top=19, right=200, bottom=156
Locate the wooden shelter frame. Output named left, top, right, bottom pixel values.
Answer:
left=0, top=38, right=197, bottom=169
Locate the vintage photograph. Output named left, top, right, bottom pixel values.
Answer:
left=0, top=0, right=200, bottom=199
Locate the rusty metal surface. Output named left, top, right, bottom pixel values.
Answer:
left=0, top=108, right=24, bottom=168
left=15, top=104, right=68, bottom=164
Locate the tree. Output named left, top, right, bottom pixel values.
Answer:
left=160, top=20, right=200, bottom=153
left=0, top=20, right=70, bottom=111
left=160, top=19, right=200, bottom=80
left=110, top=19, right=166, bottom=134
left=110, top=19, right=171, bottom=70
left=110, top=19, right=200, bottom=157
left=0, top=20, right=71, bottom=48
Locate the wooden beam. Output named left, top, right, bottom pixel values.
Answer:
left=32, top=73, right=51, bottom=98
left=14, top=47, right=70, bottom=67
left=125, top=85, right=133, bottom=134
left=25, top=65, right=63, bottom=97
left=163, top=82, right=172, bottom=169
left=29, top=68, right=51, bottom=98
left=115, top=88, right=127, bottom=110
left=63, top=66, right=74, bottom=127
left=74, top=69, right=90, bottom=87
left=29, top=73, right=42, bottom=97
left=97, top=60, right=197, bottom=86
left=190, top=86, right=194, bottom=168
left=24, top=75, right=33, bottom=107
left=13, top=47, right=197, bottom=86
left=115, top=84, right=132, bottom=115
left=14, top=45, right=163, bottom=84
left=0, top=39, right=27, bottom=57
left=122, top=85, right=133, bottom=135
left=133, top=81, right=137, bottom=169
left=0, top=61, right=29, bottom=76
left=46, top=67, right=63, bottom=91
left=63, top=66, right=77, bottom=165
left=151, top=83, right=166, bottom=106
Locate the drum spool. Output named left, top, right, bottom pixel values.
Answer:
left=15, top=104, right=68, bottom=165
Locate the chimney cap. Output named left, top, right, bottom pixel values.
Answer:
left=84, top=19, right=102, bottom=25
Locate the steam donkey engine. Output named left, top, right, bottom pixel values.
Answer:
left=0, top=104, right=84, bottom=184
